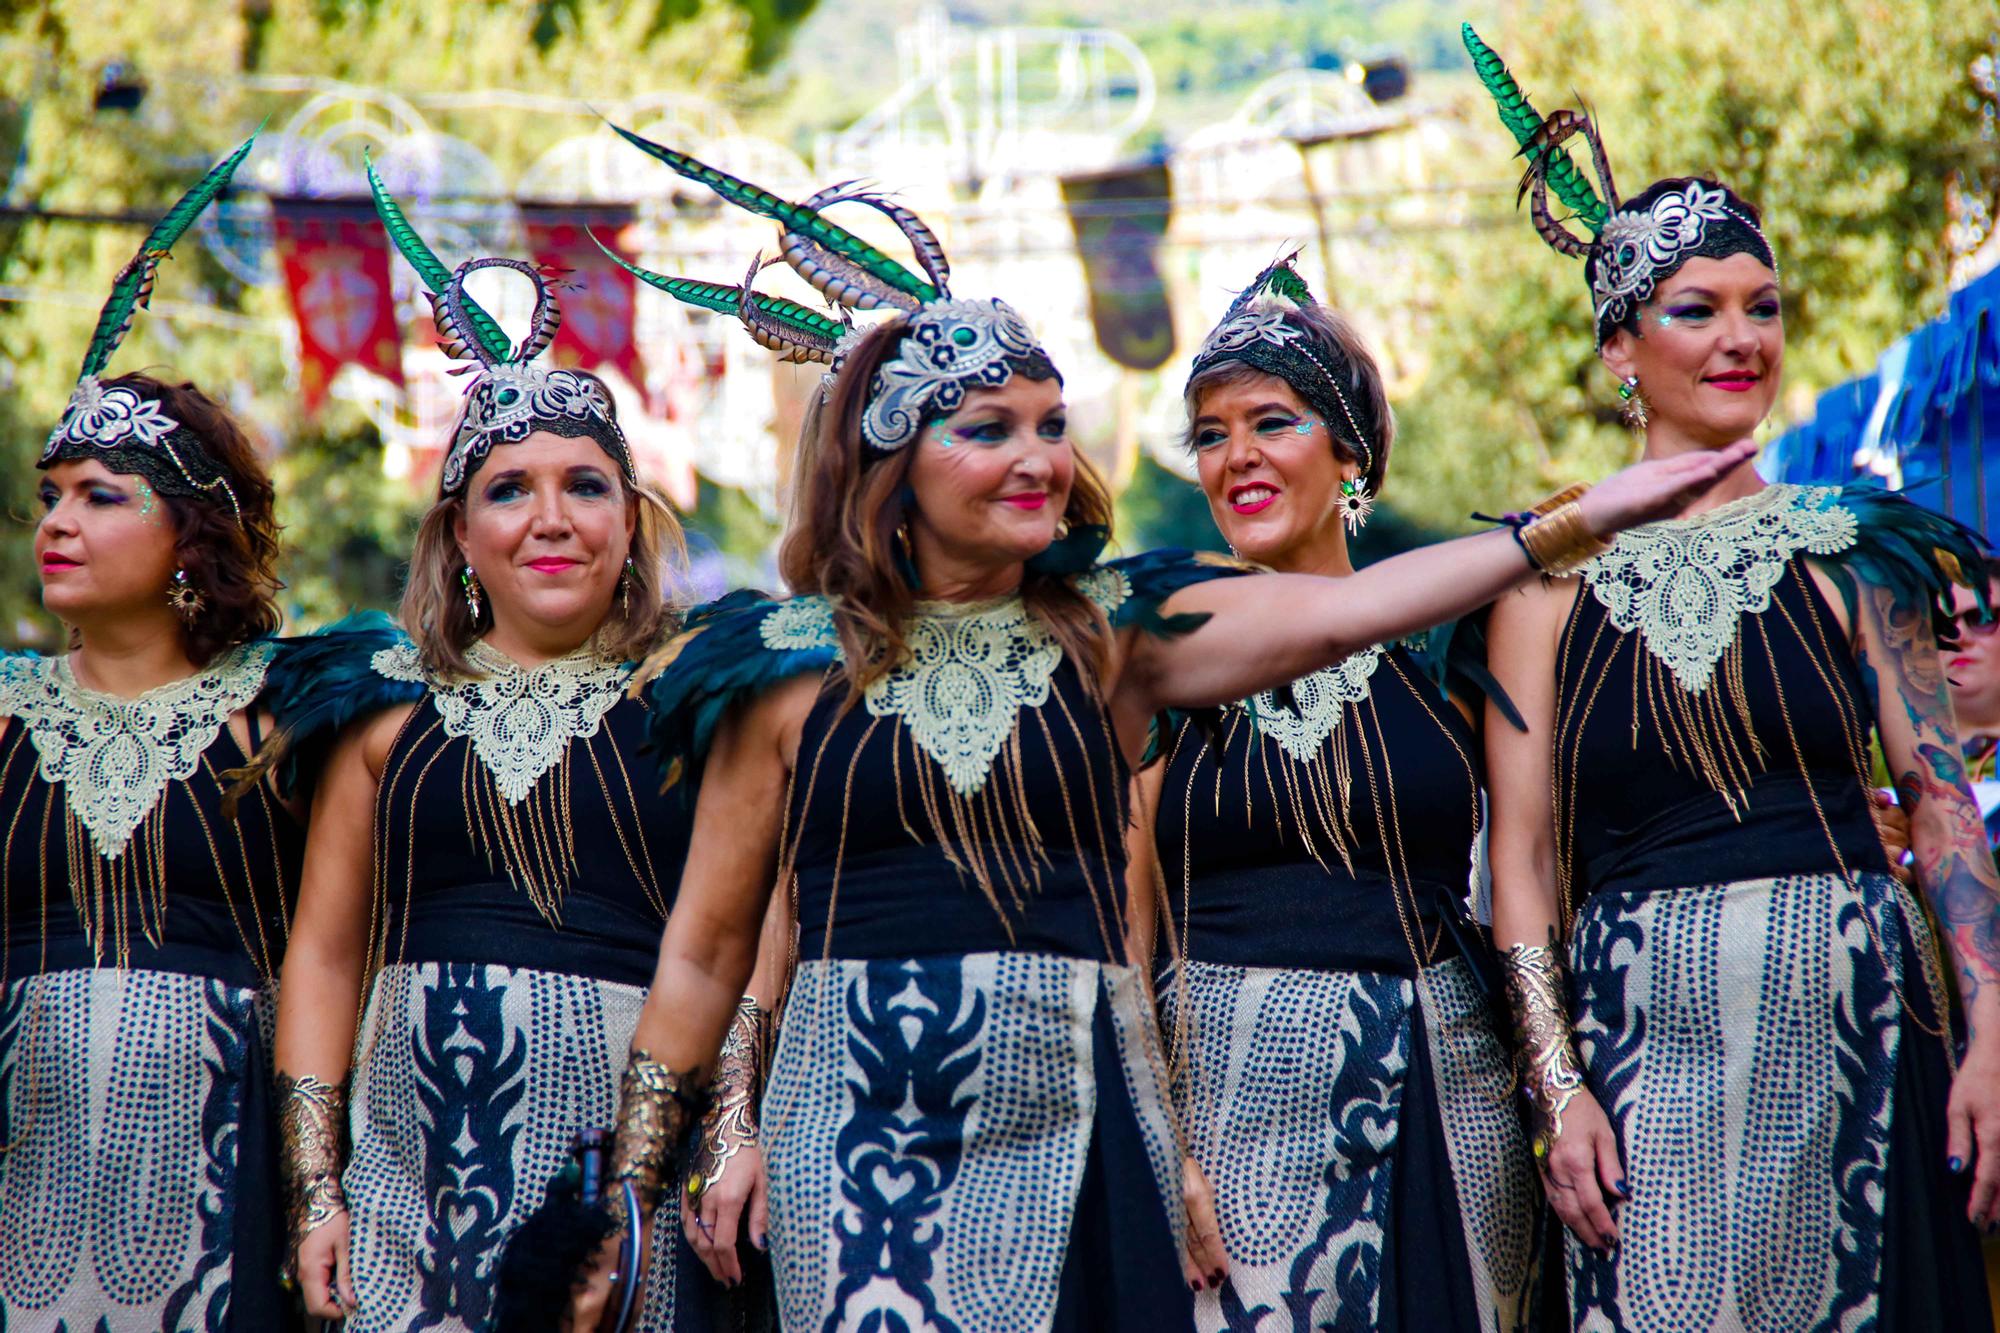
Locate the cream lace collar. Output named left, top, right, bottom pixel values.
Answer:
left=0, top=642, right=274, bottom=860
left=373, top=637, right=630, bottom=803
left=1243, top=645, right=1388, bottom=763
left=759, top=567, right=1130, bottom=796
left=1579, top=483, right=1854, bottom=693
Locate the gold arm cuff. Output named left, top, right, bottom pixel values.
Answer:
left=609, top=1048, right=703, bottom=1221
left=1501, top=940, right=1587, bottom=1159
left=686, top=998, right=770, bottom=1205
left=1519, top=499, right=1611, bottom=577
left=278, top=1073, right=349, bottom=1248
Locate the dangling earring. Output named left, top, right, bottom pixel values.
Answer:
left=620, top=557, right=634, bottom=617
left=166, top=567, right=204, bottom=623
left=1338, top=475, right=1374, bottom=535
left=1618, top=375, right=1650, bottom=432
left=461, top=566, right=484, bottom=623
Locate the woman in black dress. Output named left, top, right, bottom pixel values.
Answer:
left=1470, top=28, right=1998, bottom=1330
left=270, top=176, right=753, bottom=1332
left=1137, top=256, right=1540, bottom=1332
left=0, top=135, right=303, bottom=1332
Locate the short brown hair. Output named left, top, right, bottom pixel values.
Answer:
left=779, top=319, right=1116, bottom=698
left=1182, top=303, right=1396, bottom=499
left=97, top=373, right=283, bottom=665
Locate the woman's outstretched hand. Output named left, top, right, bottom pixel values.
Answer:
left=1578, top=438, right=1760, bottom=537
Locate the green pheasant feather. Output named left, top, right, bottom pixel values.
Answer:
left=1258, top=256, right=1314, bottom=307
left=365, top=154, right=510, bottom=362
left=1461, top=23, right=1608, bottom=232
left=588, top=236, right=847, bottom=344
left=608, top=123, right=939, bottom=306
left=79, top=129, right=261, bottom=379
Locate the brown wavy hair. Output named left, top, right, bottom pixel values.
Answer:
left=92, top=373, right=283, bottom=665
left=1182, top=302, right=1396, bottom=499
left=401, top=400, right=685, bottom=679
left=778, top=319, right=1117, bottom=700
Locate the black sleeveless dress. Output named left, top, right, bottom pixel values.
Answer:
left=642, top=553, right=1247, bottom=1333
left=0, top=642, right=301, bottom=1331
left=1155, top=638, right=1539, bottom=1333
left=1549, top=483, right=1989, bottom=1332
left=324, top=635, right=746, bottom=1333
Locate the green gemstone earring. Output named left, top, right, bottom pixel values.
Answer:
left=1338, top=476, right=1374, bottom=535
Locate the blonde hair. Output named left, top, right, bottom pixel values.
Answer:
left=402, top=476, right=685, bottom=678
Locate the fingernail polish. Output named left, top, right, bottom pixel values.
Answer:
left=1211, top=1271, right=1225, bottom=1288
left=1615, top=1179, right=1631, bottom=1197
left=1189, top=1279, right=1201, bottom=1293
left=1949, top=1155, right=1965, bottom=1174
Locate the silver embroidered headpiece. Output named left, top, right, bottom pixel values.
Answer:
left=861, top=298, right=1057, bottom=455
left=43, top=132, right=261, bottom=521
left=428, top=258, right=632, bottom=498
left=1465, top=27, right=1778, bottom=348
left=369, top=163, right=632, bottom=498
left=594, top=127, right=1061, bottom=455
left=1586, top=181, right=1777, bottom=346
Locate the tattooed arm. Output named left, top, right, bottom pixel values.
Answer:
left=1855, top=578, right=2000, bottom=1225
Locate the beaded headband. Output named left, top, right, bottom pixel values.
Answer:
left=1464, top=25, right=1779, bottom=347
left=43, top=133, right=261, bottom=521
left=1185, top=254, right=1377, bottom=473
left=369, top=161, right=632, bottom=497
left=596, top=125, right=1061, bottom=456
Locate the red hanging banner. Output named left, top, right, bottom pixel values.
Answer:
left=522, top=205, right=648, bottom=408
left=270, top=199, right=404, bottom=413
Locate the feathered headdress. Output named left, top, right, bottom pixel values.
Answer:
left=1463, top=24, right=1777, bottom=347
left=368, top=158, right=633, bottom=497
left=43, top=132, right=261, bottom=520
left=601, top=125, right=1058, bottom=455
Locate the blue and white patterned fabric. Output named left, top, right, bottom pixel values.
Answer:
left=343, top=962, right=679, bottom=1333
left=1565, top=870, right=1925, bottom=1331
left=1158, top=955, right=1534, bottom=1333
left=0, top=969, right=269, bottom=1331
left=761, top=953, right=1185, bottom=1333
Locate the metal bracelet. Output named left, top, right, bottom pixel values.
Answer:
left=609, top=1048, right=704, bottom=1222
left=278, top=1073, right=349, bottom=1247
left=686, top=998, right=770, bottom=1205
left=1500, top=938, right=1587, bottom=1160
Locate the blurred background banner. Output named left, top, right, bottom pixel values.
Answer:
left=0, top=0, right=1992, bottom=643
left=521, top=205, right=649, bottom=407
left=1062, top=161, right=1176, bottom=370
left=270, top=199, right=404, bottom=413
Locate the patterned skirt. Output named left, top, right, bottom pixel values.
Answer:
left=762, top=952, right=1194, bottom=1333
left=0, top=961, right=292, bottom=1332
left=344, top=961, right=753, bottom=1333
left=1566, top=869, right=1988, bottom=1332
left=1160, top=954, right=1541, bottom=1332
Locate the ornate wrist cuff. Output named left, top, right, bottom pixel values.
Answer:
left=687, top=998, right=770, bottom=1205
left=1501, top=939, right=1586, bottom=1159
left=1483, top=483, right=1611, bottom=577
left=609, top=1048, right=704, bottom=1221
left=278, top=1073, right=349, bottom=1248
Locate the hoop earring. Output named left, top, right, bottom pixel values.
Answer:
left=1338, top=475, right=1374, bottom=535
left=1618, top=375, right=1650, bottom=432
left=620, top=557, right=634, bottom=617
left=461, top=566, right=484, bottom=623
left=166, top=567, right=204, bottom=623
